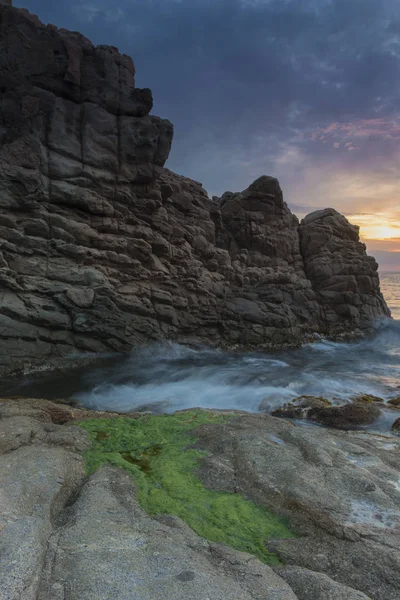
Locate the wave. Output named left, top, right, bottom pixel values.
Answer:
left=1, top=320, right=398, bottom=422
left=74, top=321, right=400, bottom=415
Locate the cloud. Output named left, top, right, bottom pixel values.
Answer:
left=78, top=4, right=101, bottom=23
left=310, top=118, right=400, bottom=154
left=74, top=3, right=125, bottom=25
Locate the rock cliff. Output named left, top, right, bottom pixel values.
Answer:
left=0, top=3, right=390, bottom=375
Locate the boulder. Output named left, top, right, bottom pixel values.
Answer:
left=271, top=395, right=331, bottom=419
left=388, top=396, right=400, bottom=408
left=308, top=402, right=382, bottom=429
left=299, top=209, right=390, bottom=329
left=352, top=394, right=384, bottom=404
left=392, top=418, right=400, bottom=432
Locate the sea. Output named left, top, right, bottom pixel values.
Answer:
left=1, top=273, right=400, bottom=428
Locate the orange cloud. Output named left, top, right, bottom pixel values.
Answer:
left=349, top=213, right=400, bottom=243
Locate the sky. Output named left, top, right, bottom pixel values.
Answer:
left=15, top=0, right=400, bottom=271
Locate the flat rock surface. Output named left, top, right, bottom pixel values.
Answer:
left=1, top=398, right=398, bottom=599
left=194, top=413, right=400, bottom=600
left=38, top=466, right=298, bottom=600
left=0, top=398, right=298, bottom=600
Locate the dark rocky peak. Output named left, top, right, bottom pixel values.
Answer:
left=0, top=1, right=152, bottom=117
left=246, top=175, right=284, bottom=208
left=300, top=208, right=389, bottom=323
left=220, top=176, right=285, bottom=214
left=218, top=177, right=299, bottom=260
left=301, top=208, right=360, bottom=249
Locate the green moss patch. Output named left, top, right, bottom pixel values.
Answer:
left=78, top=409, right=294, bottom=564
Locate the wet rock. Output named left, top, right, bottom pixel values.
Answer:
left=0, top=396, right=143, bottom=423
left=392, top=418, right=400, bottom=432
left=271, top=395, right=331, bottom=419
left=308, top=402, right=382, bottom=429
left=388, top=396, right=400, bottom=408
left=352, top=394, right=384, bottom=404
left=0, top=397, right=74, bottom=424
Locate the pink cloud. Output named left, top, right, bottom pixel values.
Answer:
left=310, top=117, right=400, bottom=147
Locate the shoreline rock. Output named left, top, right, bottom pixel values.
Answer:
left=1, top=397, right=399, bottom=599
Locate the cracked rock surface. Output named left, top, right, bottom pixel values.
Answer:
left=2, top=398, right=399, bottom=599
left=0, top=398, right=299, bottom=600
left=195, top=414, right=400, bottom=600
left=0, top=2, right=390, bottom=376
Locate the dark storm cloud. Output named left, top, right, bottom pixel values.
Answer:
left=14, top=0, right=400, bottom=212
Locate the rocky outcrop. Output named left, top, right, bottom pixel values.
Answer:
left=0, top=3, right=390, bottom=376
left=2, top=398, right=400, bottom=599
left=299, top=209, right=389, bottom=325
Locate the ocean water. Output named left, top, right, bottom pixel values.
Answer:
left=2, top=273, right=399, bottom=428
left=381, top=272, right=400, bottom=320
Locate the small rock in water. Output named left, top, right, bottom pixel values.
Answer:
left=352, top=394, right=384, bottom=404
left=392, top=418, right=400, bottom=433
left=388, top=396, right=400, bottom=408
left=308, top=402, right=381, bottom=429
left=271, top=396, right=331, bottom=420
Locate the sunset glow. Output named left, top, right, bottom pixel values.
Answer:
left=359, top=223, right=400, bottom=242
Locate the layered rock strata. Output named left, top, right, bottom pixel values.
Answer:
left=0, top=2, right=390, bottom=375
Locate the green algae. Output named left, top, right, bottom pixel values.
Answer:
left=78, top=410, right=295, bottom=564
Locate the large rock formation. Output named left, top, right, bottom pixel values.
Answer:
left=0, top=3, right=390, bottom=375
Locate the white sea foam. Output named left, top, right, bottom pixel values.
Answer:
left=70, top=319, right=400, bottom=415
